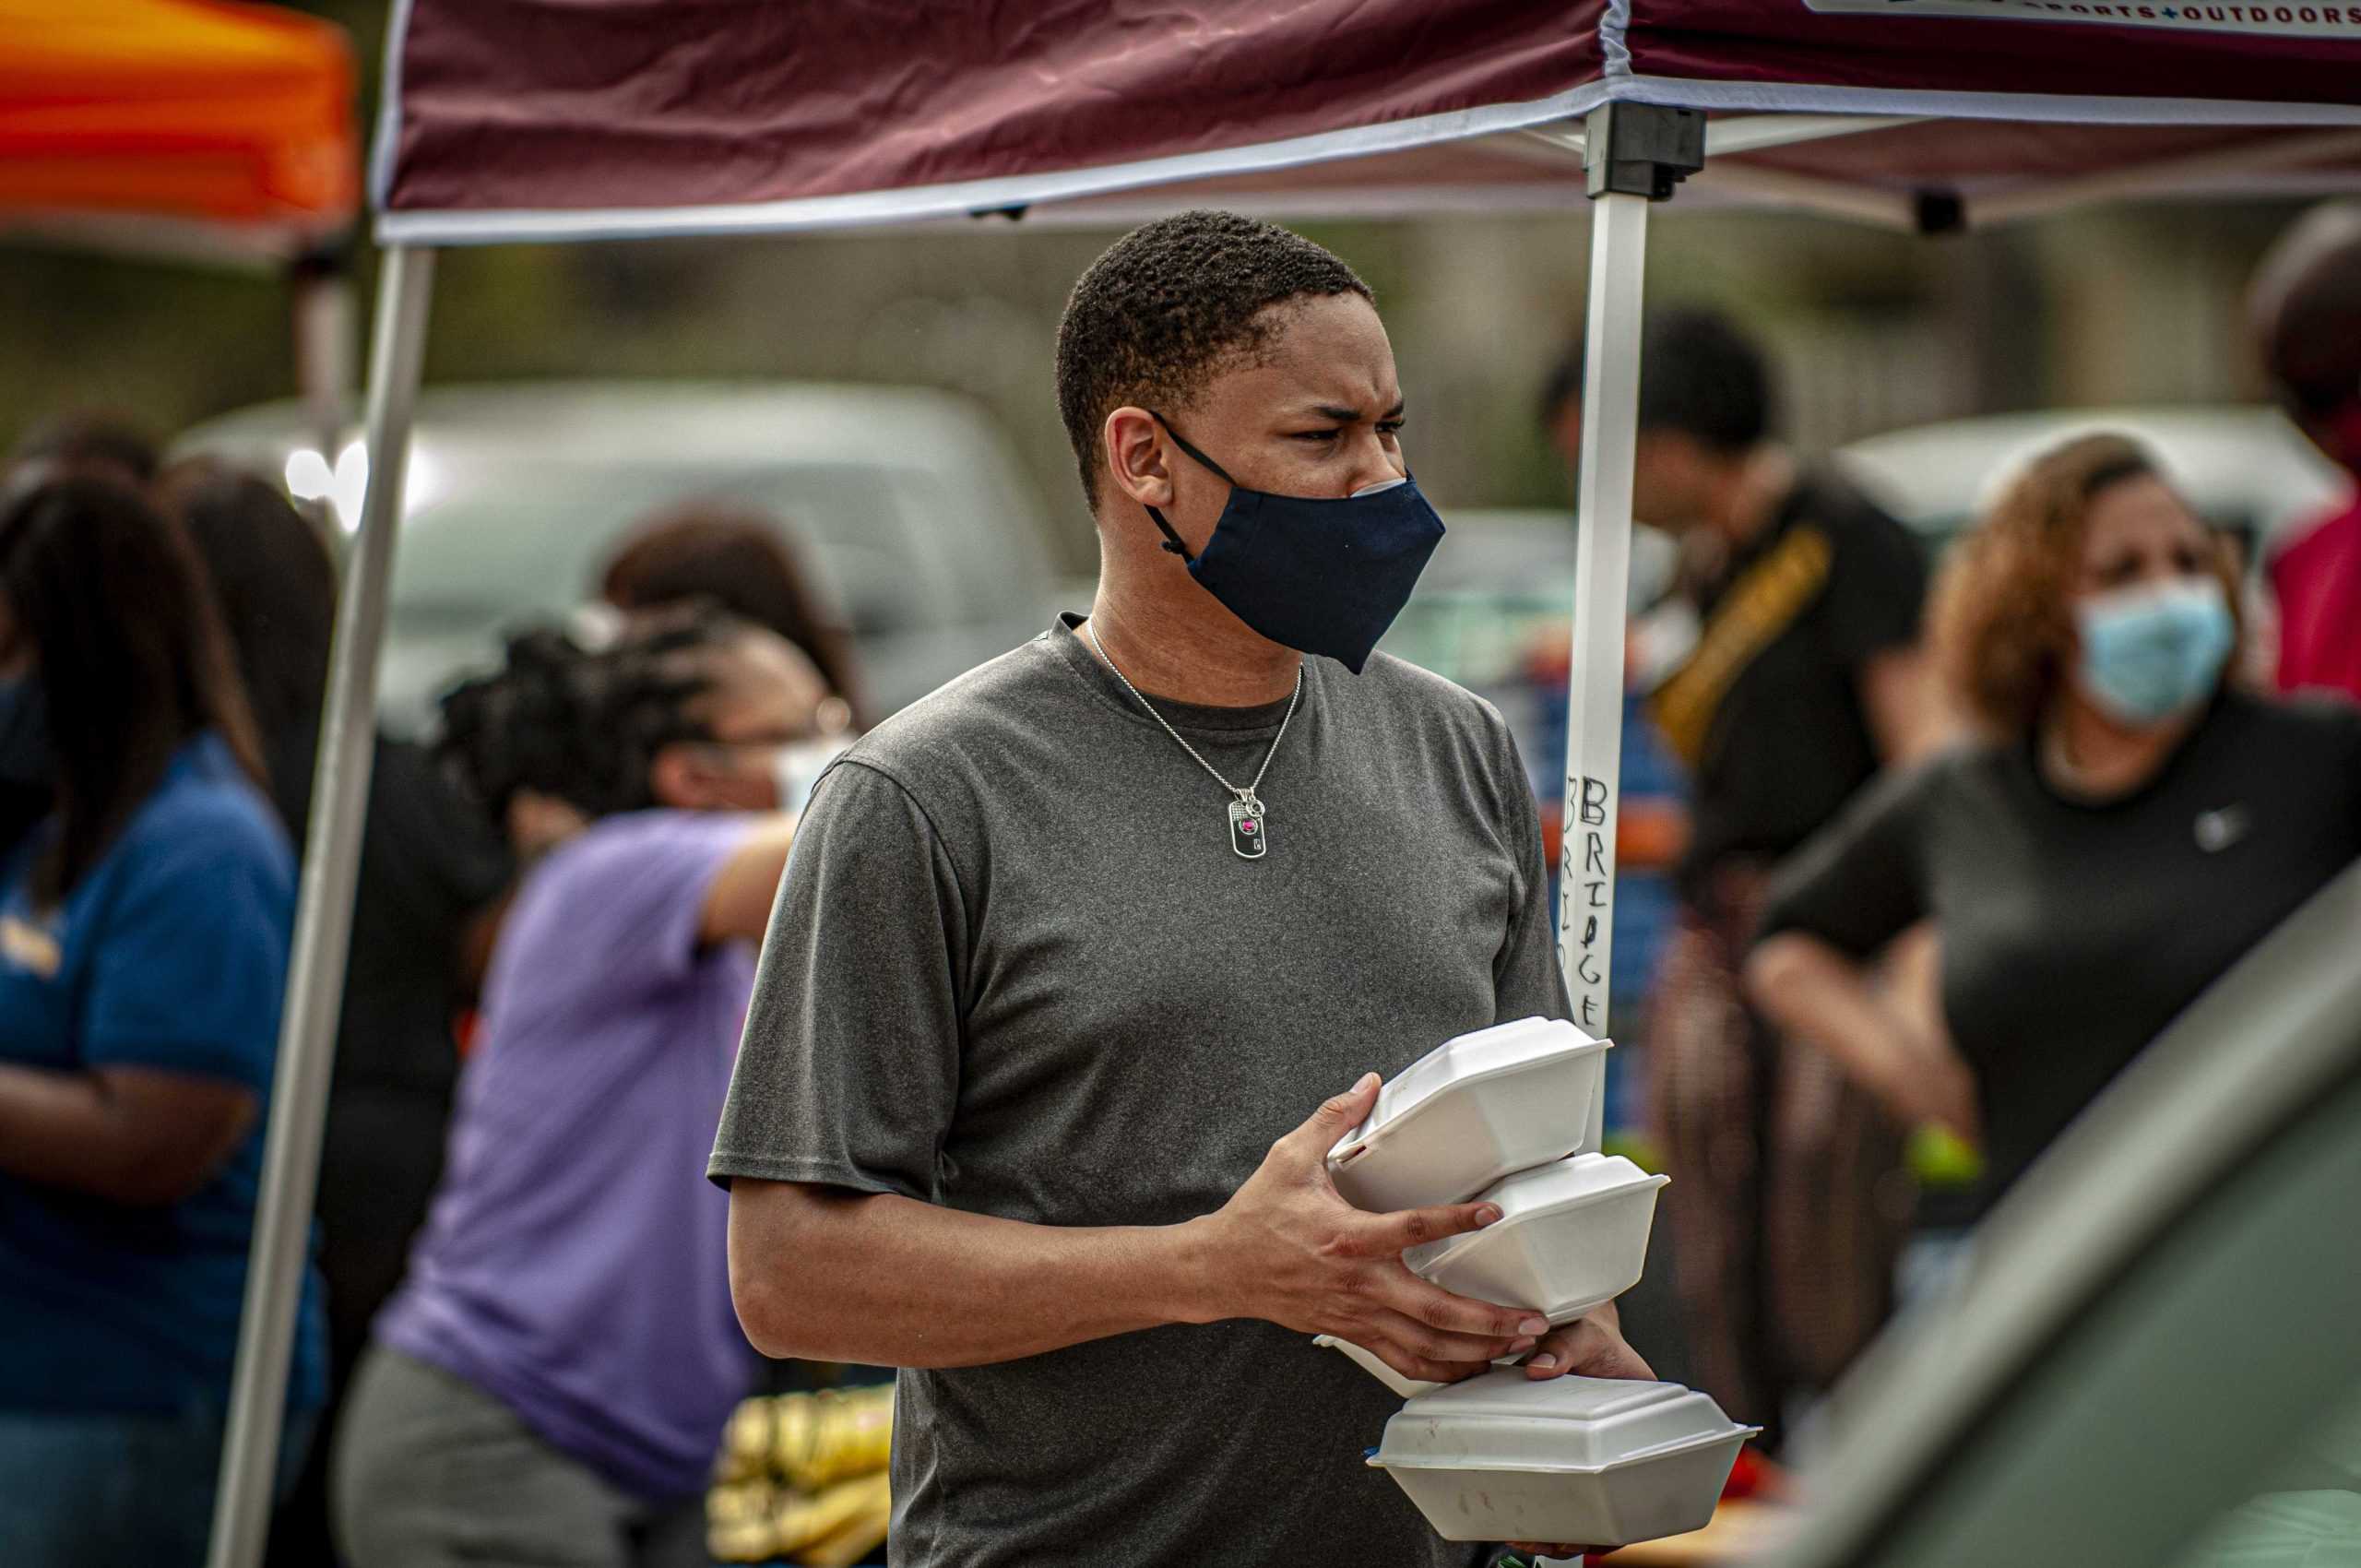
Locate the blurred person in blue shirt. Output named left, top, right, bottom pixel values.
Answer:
left=0, top=475, right=326, bottom=1566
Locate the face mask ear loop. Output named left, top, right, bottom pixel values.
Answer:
left=1142, top=410, right=1239, bottom=562
left=1147, top=410, right=1239, bottom=485
left=1143, top=504, right=1194, bottom=561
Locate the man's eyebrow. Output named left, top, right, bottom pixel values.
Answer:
left=1302, top=398, right=1407, bottom=422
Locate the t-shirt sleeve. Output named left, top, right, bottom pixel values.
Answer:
left=522, top=813, right=753, bottom=1016
left=1756, top=759, right=1935, bottom=959
left=1819, top=502, right=1928, bottom=668
left=84, top=827, right=291, bottom=1090
left=1487, top=717, right=1575, bottom=1028
left=708, top=761, right=967, bottom=1199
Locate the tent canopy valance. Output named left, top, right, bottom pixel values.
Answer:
left=373, top=0, right=2361, bottom=245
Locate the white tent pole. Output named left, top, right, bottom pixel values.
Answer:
left=206, top=243, right=437, bottom=1568
left=291, top=249, right=357, bottom=462
left=1559, top=190, right=1649, bottom=1154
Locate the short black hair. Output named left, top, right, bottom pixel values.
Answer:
left=1055, top=210, right=1371, bottom=509
left=1538, top=308, right=1774, bottom=454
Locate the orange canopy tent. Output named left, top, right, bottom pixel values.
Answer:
left=2, top=0, right=362, bottom=455
left=0, top=0, right=358, bottom=260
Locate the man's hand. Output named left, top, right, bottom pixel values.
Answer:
left=1506, top=1307, right=1657, bottom=1562
left=1518, top=1306, right=1653, bottom=1383
left=1189, top=1073, right=1549, bottom=1384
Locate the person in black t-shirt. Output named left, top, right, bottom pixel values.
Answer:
left=1551, top=311, right=1936, bottom=1446
left=163, top=461, right=516, bottom=1568
left=1750, top=432, right=2361, bottom=1230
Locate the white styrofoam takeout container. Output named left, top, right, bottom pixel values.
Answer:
left=1404, top=1153, right=1667, bottom=1325
left=1313, top=1334, right=1446, bottom=1398
left=1369, top=1372, right=1756, bottom=1546
left=1327, top=1017, right=1609, bottom=1213
left=1313, top=1333, right=1543, bottom=1399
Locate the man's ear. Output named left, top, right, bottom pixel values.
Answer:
left=1102, top=406, right=1174, bottom=510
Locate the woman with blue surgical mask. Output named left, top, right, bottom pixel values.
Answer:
left=1742, top=433, right=2361, bottom=1240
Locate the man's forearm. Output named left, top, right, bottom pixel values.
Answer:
left=1749, top=934, right=1975, bottom=1136
left=730, top=1077, right=1570, bottom=1386
left=729, top=1182, right=1225, bottom=1368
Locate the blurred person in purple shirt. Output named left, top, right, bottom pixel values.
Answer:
left=332, top=609, right=836, bottom=1568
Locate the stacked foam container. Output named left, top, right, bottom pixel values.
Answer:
left=1320, top=1017, right=1758, bottom=1551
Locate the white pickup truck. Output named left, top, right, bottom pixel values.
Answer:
left=177, top=380, right=1071, bottom=733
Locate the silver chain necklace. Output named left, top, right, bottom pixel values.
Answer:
left=1086, top=620, right=1300, bottom=861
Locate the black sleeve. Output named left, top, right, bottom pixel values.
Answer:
left=373, top=739, right=516, bottom=920
left=1755, top=757, right=1937, bottom=959
left=1819, top=498, right=1928, bottom=668
left=2316, top=697, right=2361, bottom=836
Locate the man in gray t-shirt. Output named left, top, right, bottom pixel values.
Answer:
left=711, top=211, right=1650, bottom=1568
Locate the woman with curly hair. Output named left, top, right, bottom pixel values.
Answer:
left=333, top=609, right=830, bottom=1568
left=1747, top=432, right=2361, bottom=1225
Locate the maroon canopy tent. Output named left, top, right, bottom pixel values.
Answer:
left=373, top=0, right=2361, bottom=239
left=212, top=6, right=2361, bottom=1564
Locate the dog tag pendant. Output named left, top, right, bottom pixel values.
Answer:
left=1228, top=798, right=1267, bottom=861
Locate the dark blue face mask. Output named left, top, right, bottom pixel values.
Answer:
left=1144, top=413, right=1445, bottom=674
left=0, top=674, right=53, bottom=790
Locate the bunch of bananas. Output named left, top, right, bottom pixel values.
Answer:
left=708, top=1385, right=894, bottom=1565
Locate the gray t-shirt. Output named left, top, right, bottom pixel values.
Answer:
left=710, top=613, right=1568, bottom=1568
